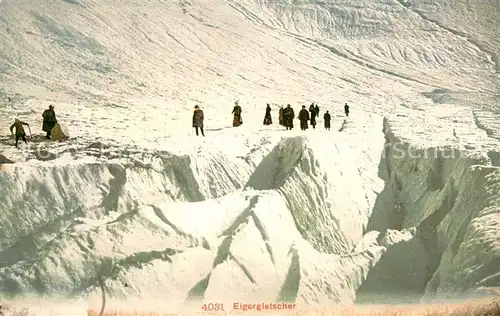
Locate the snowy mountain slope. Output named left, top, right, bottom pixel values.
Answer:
left=247, top=0, right=498, bottom=89
left=394, top=0, right=500, bottom=75
left=0, top=0, right=499, bottom=313
left=0, top=0, right=497, bottom=104
left=1, top=0, right=497, bottom=146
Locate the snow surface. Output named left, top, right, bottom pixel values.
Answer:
left=0, top=0, right=499, bottom=314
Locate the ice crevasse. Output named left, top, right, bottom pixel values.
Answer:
left=0, top=115, right=498, bottom=310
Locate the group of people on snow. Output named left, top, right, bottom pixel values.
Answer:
left=273, top=102, right=349, bottom=131
left=7, top=99, right=348, bottom=145
left=267, top=102, right=349, bottom=131
left=297, top=103, right=321, bottom=130
left=192, top=101, right=350, bottom=136
left=8, top=101, right=349, bottom=144
left=8, top=105, right=58, bottom=147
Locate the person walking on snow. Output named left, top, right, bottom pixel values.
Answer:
left=232, top=101, right=242, bottom=127
left=278, top=106, right=284, bottom=126
left=323, top=110, right=331, bottom=130
left=344, top=103, right=350, bottom=117
left=263, top=103, right=272, bottom=125
left=283, top=104, right=295, bottom=130
left=192, top=105, right=205, bottom=136
left=309, top=103, right=317, bottom=129
left=314, top=103, right=319, bottom=117
left=10, top=118, right=30, bottom=148
left=42, top=104, right=57, bottom=139
left=298, top=105, right=310, bottom=130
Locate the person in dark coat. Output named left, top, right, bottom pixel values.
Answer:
left=314, top=103, right=319, bottom=116
left=283, top=104, right=295, bottom=130
left=42, top=105, right=57, bottom=139
left=263, top=104, right=272, bottom=125
left=278, top=106, right=284, bottom=126
left=298, top=105, right=310, bottom=130
left=323, top=110, right=331, bottom=130
left=344, top=103, right=350, bottom=117
left=10, top=118, right=30, bottom=147
left=309, top=103, right=317, bottom=129
left=232, top=101, right=242, bottom=127
left=192, top=105, right=205, bottom=136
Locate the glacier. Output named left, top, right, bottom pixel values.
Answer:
left=0, top=0, right=499, bottom=314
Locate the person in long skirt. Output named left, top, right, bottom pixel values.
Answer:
left=263, top=104, right=272, bottom=125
